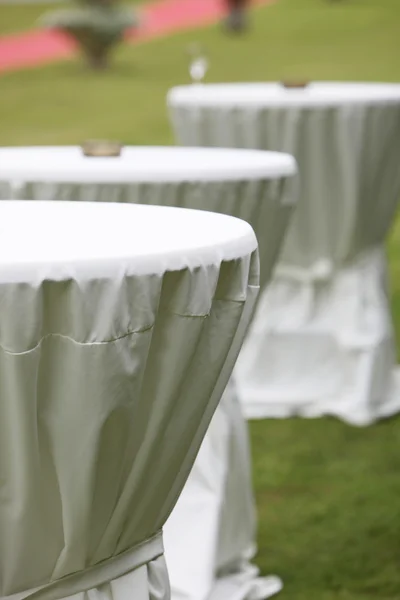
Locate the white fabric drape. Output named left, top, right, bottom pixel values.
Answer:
left=163, top=381, right=282, bottom=600
left=0, top=201, right=259, bottom=600
left=167, top=82, right=400, bottom=426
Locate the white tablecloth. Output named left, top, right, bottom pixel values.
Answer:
left=0, top=146, right=297, bottom=600
left=168, top=82, right=400, bottom=426
left=0, top=201, right=258, bottom=600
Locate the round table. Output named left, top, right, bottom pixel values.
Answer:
left=0, top=146, right=297, bottom=600
left=0, top=200, right=258, bottom=600
left=168, top=82, right=400, bottom=426
left=0, top=145, right=296, bottom=290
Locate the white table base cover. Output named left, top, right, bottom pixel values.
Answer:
left=163, top=381, right=282, bottom=600
left=0, top=150, right=296, bottom=600
left=168, top=83, right=400, bottom=426
left=0, top=201, right=259, bottom=600
left=236, top=247, right=400, bottom=426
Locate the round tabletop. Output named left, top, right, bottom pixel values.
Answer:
left=0, top=146, right=296, bottom=183
left=0, top=201, right=257, bottom=282
left=168, top=82, right=400, bottom=108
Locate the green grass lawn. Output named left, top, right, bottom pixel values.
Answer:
left=1, top=0, right=400, bottom=597
left=0, top=3, right=59, bottom=34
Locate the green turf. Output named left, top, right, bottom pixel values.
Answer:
left=1, top=0, right=400, bottom=597
left=251, top=415, right=400, bottom=599
left=0, top=3, right=64, bottom=35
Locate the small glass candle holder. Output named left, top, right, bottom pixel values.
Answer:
left=187, top=43, right=209, bottom=84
